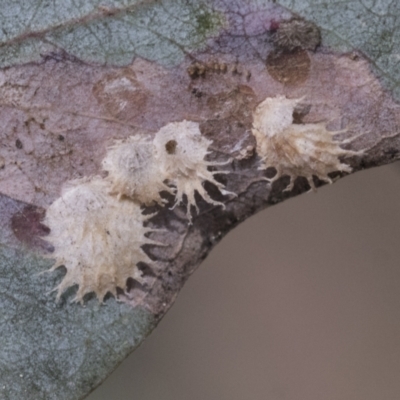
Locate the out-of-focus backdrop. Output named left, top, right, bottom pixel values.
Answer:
left=87, top=163, right=400, bottom=400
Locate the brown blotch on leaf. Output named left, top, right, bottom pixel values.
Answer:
left=273, top=18, right=321, bottom=51
left=266, top=49, right=310, bottom=86
left=201, top=85, right=257, bottom=156
left=11, top=204, right=52, bottom=251
left=93, top=68, right=148, bottom=122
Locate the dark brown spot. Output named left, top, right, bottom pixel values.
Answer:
left=126, top=277, right=146, bottom=293
left=292, top=103, right=311, bottom=124
left=187, top=62, right=206, bottom=79
left=191, top=88, right=203, bottom=98
left=15, top=139, right=23, bottom=149
left=24, top=117, right=34, bottom=128
left=165, top=140, right=177, bottom=155
left=270, top=20, right=280, bottom=32
left=11, top=204, right=52, bottom=251
left=58, top=134, right=65, bottom=141
left=267, top=49, right=310, bottom=86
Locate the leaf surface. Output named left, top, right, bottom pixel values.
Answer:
left=1, top=1, right=400, bottom=399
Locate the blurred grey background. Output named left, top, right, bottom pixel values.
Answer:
left=87, top=163, right=400, bottom=400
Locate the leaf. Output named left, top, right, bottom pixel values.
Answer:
left=1, top=1, right=400, bottom=400
left=0, top=0, right=224, bottom=67
left=277, top=0, right=400, bottom=99
left=0, top=197, right=155, bottom=400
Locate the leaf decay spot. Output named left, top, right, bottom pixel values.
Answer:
left=200, top=85, right=257, bottom=156
left=93, top=69, right=148, bottom=122
left=273, top=18, right=321, bottom=52
left=11, top=204, right=51, bottom=250
left=266, top=49, right=310, bottom=86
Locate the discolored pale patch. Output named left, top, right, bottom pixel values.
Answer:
left=153, top=120, right=235, bottom=220
left=44, top=177, right=158, bottom=303
left=102, top=135, right=173, bottom=205
left=43, top=116, right=238, bottom=303
left=266, top=49, right=311, bottom=86
left=93, top=69, right=149, bottom=122
left=102, top=117, right=236, bottom=217
left=1, top=41, right=397, bottom=210
left=252, top=96, right=362, bottom=191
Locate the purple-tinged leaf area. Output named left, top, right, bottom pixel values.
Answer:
left=277, top=0, right=400, bottom=100
left=11, top=203, right=52, bottom=251
left=0, top=193, right=48, bottom=251
left=1, top=51, right=400, bottom=208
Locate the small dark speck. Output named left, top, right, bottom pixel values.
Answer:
left=350, top=52, right=359, bottom=61
left=15, top=139, right=23, bottom=149
left=58, top=134, right=65, bottom=141
left=165, top=140, right=177, bottom=155
left=191, top=87, right=203, bottom=98
left=106, top=230, right=110, bottom=235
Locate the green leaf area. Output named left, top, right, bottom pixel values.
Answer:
left=0, top=0, right=224, bottom=67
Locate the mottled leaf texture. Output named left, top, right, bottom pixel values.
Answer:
left=1, top=1, right=400, bottom=399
